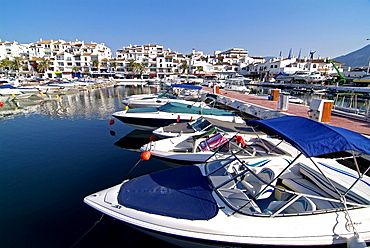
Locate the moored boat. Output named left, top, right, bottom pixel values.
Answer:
left=84, top=116, right=370, bottom=247
left=112, top=102, right=245, bottom=131
left=121, top=84, right=207, bottom=108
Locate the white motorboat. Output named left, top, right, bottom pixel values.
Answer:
left=224, top=78, right=251, bottom=94
left=274, top=72, right=294, bottom=83
left=152, top=116, right=257, bottom=139
left=140, top=128, right=297, bottom=164
left=0, top=85, right=38, bottom=98
left=121, top=84, right=207, bottom=108
left=306, top=72, right=327, bottom=83
left=85, top=116, right=370, bottom=247
left=293, top=71, right=311, bottom=82
left=112, top=102, right=245, bottom=131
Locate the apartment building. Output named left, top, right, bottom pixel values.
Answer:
left=115, top=44, right=188, bottom=79
left=1, top=39, right=112, bottom=78
left=0, top=39, right=346, bottom=80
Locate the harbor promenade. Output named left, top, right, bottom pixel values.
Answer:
left=202, top=87, right=370, bottom=136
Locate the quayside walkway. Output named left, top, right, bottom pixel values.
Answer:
left=202, top=87, right=370, bottom=136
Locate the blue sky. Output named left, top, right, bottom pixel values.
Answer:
left=1, top=0, right=369, bottom=59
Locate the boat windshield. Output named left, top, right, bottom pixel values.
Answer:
left=189, top=117, right=212, bottom=131
left=204, top=151, right=370, bottom=217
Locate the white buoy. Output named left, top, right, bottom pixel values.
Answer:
left=347, top=235, right=368, bottom=248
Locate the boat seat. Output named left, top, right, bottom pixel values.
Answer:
left=218, top=188, right=261, bottom=214
left=171, top=139, right=193, bottom=152
left=241, top=168, right=276, bottom=200
left=248, top=138, right=288, bottom=155
left=299, top=163, right=370, bottom=205
left=198, top=132, right=229, bottom=152
left=282, top=178, right=343, bottom=209
left=265, top=196, right=316, bottom=214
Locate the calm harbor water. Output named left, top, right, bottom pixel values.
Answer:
left=1, top=85, right=352, bottom=248
left=0, top=85, right=176, bottom=248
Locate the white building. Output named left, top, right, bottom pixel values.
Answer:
left=0, top=39, right=349, bottom=81
left=0, top=41, right=29, bottom=60
left=0, top=39, right=112, bottom=78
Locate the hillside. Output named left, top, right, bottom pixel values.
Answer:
left=334, top=44, right=370, bottom=68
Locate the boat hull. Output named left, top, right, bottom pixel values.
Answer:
left=84, top=184, right=370, bottom=247
left=113, top=111, right=244, bottom=131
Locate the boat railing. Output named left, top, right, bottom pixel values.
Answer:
left=207, top=153, right=369, bottom=217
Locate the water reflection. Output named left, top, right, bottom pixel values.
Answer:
left=114, top=130, right=155, bottom=151
left=3, top=84, right=366, bottom=121
left=0, top=85, right=160, bottom=120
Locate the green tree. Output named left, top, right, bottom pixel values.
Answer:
left=180, top=62, right=189, bottom=74
left=132, top=63, right=147, bottom=78
left=127, top=59, right=147, bottom=78
left=0, top=58, right=12, bottom=76
left=91, top=59, right=99, bottom=71
left=109, top=61, right=118, bottom=72
left=11, top=57, right=24, bottom=75
left=37, top=58, right=51, bottom=73
left=195, top=66, right=203, bottom=75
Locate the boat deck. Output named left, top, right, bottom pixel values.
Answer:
left=202, top=87, right=370, bottom=136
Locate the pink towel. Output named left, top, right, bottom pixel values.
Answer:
left=199, top=133, right=229, bottom=151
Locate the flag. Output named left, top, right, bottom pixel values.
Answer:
left=287, top=48, right=292, bottom=59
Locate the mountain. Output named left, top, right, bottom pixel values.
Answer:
left=334, top=44, right=370, bottom=68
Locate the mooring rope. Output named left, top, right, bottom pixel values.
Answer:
left=70, top=214, right=105, bottom=248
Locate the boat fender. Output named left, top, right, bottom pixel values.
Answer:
left=235, top=136, right=246, bottom=148
left=140, top=151, right=151, bottom=161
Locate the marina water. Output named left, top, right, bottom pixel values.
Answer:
left=0, top=85, right=176, bottom=248
left=1, top=85, right=350, bottom=248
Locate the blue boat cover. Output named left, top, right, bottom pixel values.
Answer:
left=248, top=116, right=370, bottom=157
left=171, top=84, right=202, bottom=90
left=273, top=72, right=292, bottom=79
left=118, top=166, right=218, bottom=220
left=0, top=85, right=17, bottom=89
left=127, top=102, right=237, bottom=116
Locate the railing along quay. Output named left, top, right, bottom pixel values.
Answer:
left=202, top=86, right=370, bottom=136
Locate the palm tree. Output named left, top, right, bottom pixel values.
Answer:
left=72, top=66, right=79, bottom=78
left=127, top=59, right=147, bottom=78
left=109, top=61, right=118, bottom=72
left=37, top=58, right=51, bottom=77
left=11, top=57, right=24, bottom=76
left=180, top=62, right=189, bottom=74
left=195, top=66, right=204, bottom=75
left=0, top=58, right=12, bottom=77
left=91, top=59, right=99, bottom=71
left=132, top=62, right=147, bottom=79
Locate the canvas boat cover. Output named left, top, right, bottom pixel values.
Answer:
left=117, top=166, right=218, bottom=220
left=247, top=116, right=370, bottom=157
left=127, top=102, right=237, bottom=116
left=160, top=117, right=257, bottom=135
left=171, top=84, right=202, bottom=90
